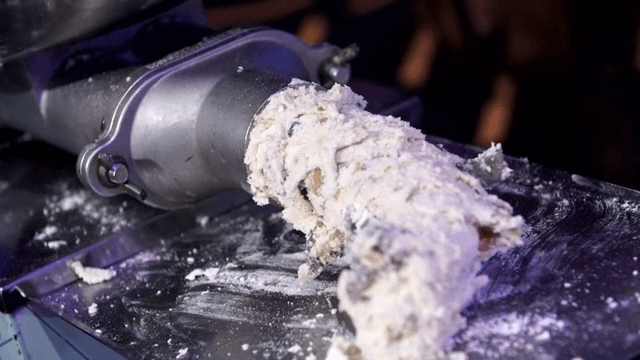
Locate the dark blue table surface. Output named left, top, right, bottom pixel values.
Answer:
left=2, top=87, right=640, bottom=359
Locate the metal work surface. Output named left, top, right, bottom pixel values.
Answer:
left=2, top=91, right=640, bottom=359
left=443, top=139, right=640, bottom=360
left=9, top=137, right=640, bottom=360
left=32, top=198, right=346, bottom=359
left=0, top=129, right=162, bottom=295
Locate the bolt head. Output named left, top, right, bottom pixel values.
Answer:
left=327, top=64, right=349, bottom=85
left=108, top=163, right=129, bottom=184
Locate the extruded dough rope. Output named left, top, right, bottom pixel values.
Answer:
left=245, top=82, right=523, bottom=359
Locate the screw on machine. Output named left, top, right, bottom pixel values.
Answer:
left=320, top=43, right=359, bottom=88
left=97, top=152, right=147, bottom=201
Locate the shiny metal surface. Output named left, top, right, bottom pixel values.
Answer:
left=107, top=163, right=129, bottom=185
left=1, top=23, right=344, bottom=210
left=0, top=130, right=249, bottom=311
left=0, top=131, right=163, bottom=313
left=77, top=27, right=341, bottom=209
left=319, top=43, right=359, bottom=88
left=2, top=81, right=640, bottom=359
left=0, top=0, right=185, bottom=63
left=32, top=201, right=344, bottom=359
left=18, top=134, right=640, bottom=360
left=0, top=79, right=422, bottom=314
left=0, top=0, right=211, bottom=155
left=3, top=190, right=250, bottom=309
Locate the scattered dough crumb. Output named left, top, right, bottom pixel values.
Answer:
left=88, top=303, right=98, bottom=315
left=447, top=352, right=468, bottom=360
left=46, top=240, right=67, bottom=249
left=70, top=261, right=116, bottom=284
left=461, top=142, right=512, bottom=186
left=197, top=215, right=210, bottom=227
left=185, top=267, right=219, bottom=281
left=325, top=336, right=361, bottom=360
left=34, top=225, right=58, bottom=240
left=177, top=348, right=188, bottom=359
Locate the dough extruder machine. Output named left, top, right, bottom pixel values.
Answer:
left=1, top=1, right=640, bottom=359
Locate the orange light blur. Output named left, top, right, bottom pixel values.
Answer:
left=396, top=26, right=438, bottom=90
left=473, top=73, right=517, bottom=147
left=297, top=13, right=331, bottom=45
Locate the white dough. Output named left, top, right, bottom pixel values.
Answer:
left=88, top=302, right=98, bottom=315
left=245, top=83, right=523, bottom=359
left=184, top=267, right=219, bottom=281
left=70, top=261, right=116, bottom=284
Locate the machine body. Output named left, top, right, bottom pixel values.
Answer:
left=0, top=0, right=351, bottom=209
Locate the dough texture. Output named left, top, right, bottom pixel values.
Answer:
left=245, top=83, right=523, bottom=359
left=70, top=261, right=116, bottom=284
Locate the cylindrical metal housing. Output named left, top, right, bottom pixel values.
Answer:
left=129, top=69, right=291, bottom=206
left=0, top=26, right=345, bottom=209
left=0, top=27, right=344, bottom=209
left=0, top=63, right=133, bottom=154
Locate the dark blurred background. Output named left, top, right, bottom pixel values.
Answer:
left=203, top=0, right=640, bottom=190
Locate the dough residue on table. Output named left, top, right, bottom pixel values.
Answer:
left=245, top=82, right=523, bottom=359
left=70, top=260, right=116, bottom=284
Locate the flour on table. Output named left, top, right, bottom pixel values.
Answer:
left=461, top=142, right=512, bottom=187
left=34, top=225, right=58, bottom=240
left=196, top=215, right=210, bottom=227
left=245, top=83, right=523, bottom=359
left=457, top=311, right=566, bottom=359
left=46, top=240, right=67, bottom=249
left=70, top=261, right=116, bottom=284
left=176, top=348, right=188, bottom=359
left=185, top=267, right=219, bottom=281
left=88, top=302, right=98, bottom=315
left=43, top=183, right=133, bottom=236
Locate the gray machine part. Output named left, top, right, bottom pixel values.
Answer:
left=0, top=27, right=350, bottom=209
left=0, top=0, right=185, bottom=63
